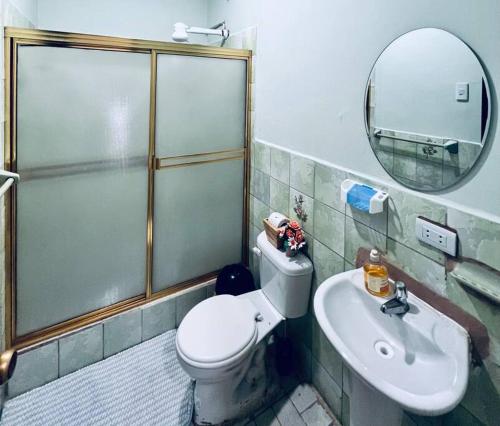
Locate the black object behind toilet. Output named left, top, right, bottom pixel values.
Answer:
left=215, top=264, right=256, bottom=296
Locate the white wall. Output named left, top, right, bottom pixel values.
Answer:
left=3, top=0, right=37, bottom=27
left=36, top=0, right=208, bottom=43
left=208, top=0, right=500, bottom=218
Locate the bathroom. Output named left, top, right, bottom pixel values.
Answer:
left=0, top=0, right=498, bottom=425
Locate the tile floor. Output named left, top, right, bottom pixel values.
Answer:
left=234, top=381, right=341, bottom=426
left=6, top=324, right=341, bottom=426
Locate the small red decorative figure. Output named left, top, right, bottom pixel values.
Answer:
left=279, top=220, right=306, bottom=257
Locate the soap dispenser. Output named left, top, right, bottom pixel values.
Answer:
left=363, top=249, right=390, bottom=297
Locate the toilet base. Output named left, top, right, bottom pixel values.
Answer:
left=193, top=338, right=281, bottom=425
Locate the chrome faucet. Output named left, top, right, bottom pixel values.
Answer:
left=380, top=281, right=410, bottom=315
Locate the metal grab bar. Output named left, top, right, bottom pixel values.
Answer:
left=0, top=171, right=19, bottom=197
left=373, top=127, right=480, bottom=150
left=0, top=179, right=15, bottom=198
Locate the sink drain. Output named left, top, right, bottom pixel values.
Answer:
left=374, top=341, right=394, bottom=359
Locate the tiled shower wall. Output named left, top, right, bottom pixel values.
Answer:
left=249, top=139, right=500, bottom=426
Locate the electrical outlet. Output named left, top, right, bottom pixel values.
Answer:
left=415, top=217, right=457, bottom=256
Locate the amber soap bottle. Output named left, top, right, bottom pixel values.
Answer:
left=363, top=249, right=390, bottom=297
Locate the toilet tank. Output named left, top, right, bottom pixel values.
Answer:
left=256, top=232, right=313, bottom=318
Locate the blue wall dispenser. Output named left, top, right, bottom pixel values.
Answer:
left=341, top=179, right=388, bottom=214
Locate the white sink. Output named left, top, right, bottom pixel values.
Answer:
left=313, top=268, right=469, bottom=417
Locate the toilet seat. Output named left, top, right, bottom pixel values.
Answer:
left=176, top=294, right=259, bottom=369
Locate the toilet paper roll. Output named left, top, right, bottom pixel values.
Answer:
left=268, top=212, right=289, bottom=228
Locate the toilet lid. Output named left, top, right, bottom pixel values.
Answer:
left=177, top=294, right=259, bottom=364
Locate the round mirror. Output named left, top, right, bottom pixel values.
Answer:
left=365, top=28, right=491, bottom=191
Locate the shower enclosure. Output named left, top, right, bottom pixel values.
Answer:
left=4, top=28, right=251, bottom=348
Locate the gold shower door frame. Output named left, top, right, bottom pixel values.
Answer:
left=4, top=27, right=252, bottom=349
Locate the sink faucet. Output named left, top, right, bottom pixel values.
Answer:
left=380, top=281, right=410, bottom=315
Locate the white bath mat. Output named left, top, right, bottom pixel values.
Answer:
left=1, top=329, right=193, bottom=426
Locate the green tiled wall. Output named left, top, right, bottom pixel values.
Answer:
left=250, top=140, right=500, bottom=426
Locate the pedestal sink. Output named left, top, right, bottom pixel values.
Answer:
left=313, top=268, right=469, bottom=425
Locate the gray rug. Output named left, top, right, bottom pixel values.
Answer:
left=1, top=330, right=193, bottom=425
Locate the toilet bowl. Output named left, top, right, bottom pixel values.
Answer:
left=176, top=232, right=313, bottom=425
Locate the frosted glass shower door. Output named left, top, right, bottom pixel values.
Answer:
left=15, top=46, right=150, bottom=335
left=153, top=54, right=247, bottom=291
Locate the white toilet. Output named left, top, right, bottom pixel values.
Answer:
left=176, top=231, right=313, bottom=425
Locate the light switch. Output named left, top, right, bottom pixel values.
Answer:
left=455, top=82, right=469, bottom=102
